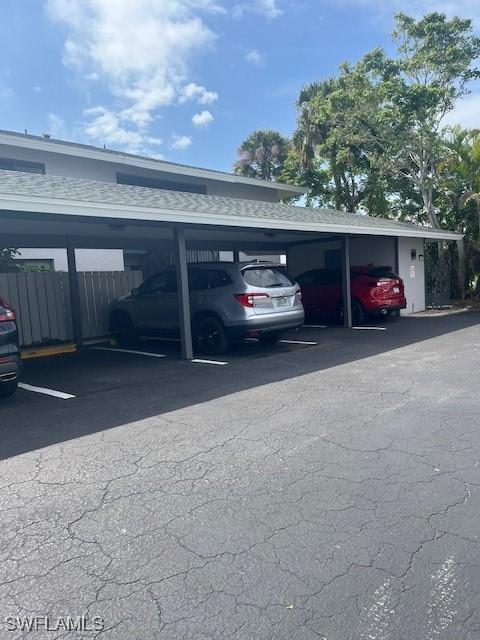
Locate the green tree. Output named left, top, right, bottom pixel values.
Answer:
left=289, top=13, right=480, bottom=227
left=0, top=248, right=20, bottom=272
left=234, top=130, right=290, bottom=181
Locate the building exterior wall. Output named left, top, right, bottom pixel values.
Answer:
left=398, top=237, right=425, bottom=314
left=0, top=144, right=279, bottom=202
left=16, top=248, right=125, bottom=272
left=287, top=235, right=425, bottom=315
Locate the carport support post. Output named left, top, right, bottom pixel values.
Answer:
left=341, top=236, right=352, bottom=328
left=173, top=227, right=193, bottom=360
left=66, top=246, right=83, bottom=346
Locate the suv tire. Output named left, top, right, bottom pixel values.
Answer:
left=0, top=380, right=18, bottom=398
left=194, top=316, right=229, bottom=355
left=110, top=312, right=138, bottom=347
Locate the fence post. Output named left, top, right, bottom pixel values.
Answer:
left=67, top=246, right=83, bottom=346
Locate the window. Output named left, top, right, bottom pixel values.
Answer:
left=0, top=158, right=45, bottom=174
left=139, top=271, right=177, bottom=295
left=116, top=172, right=207, bottom=194
left=189, top=268, right=232, bottom=291
left=242, top=267, right=293, bottom=288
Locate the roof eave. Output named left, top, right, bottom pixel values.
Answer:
left=0, top=192, right=461, bottom=241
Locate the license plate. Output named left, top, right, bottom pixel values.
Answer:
left=393, top=286, right=400, bottom=294
left=275, top=296, right=289, bottom=307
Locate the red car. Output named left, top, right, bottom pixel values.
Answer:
left=296, top=266, right=406, bottom=324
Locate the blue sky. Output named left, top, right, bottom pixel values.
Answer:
left=1, top=0, right=479, bottom=173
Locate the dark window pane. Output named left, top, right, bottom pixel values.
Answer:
left=0, top=158, right=45, bottom=174
left=117, top=172, right=207, bottom=194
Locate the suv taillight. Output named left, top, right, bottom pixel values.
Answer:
left=0, top=297, right=16, bottom=322
left=234, top=293, right=269, bottom=307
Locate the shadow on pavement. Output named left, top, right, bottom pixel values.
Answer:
left=1, top=310, right=478, bottom=460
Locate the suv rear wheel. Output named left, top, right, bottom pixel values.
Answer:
left=110, top=311, right=138, bottom=347
left=338, top=299, right=365, bottom=325
left=0, top=380, right=17, bottom=398
left=194, top=316, right=229, bottom=355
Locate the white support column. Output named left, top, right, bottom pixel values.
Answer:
left=173, top=227, right=193, bottom=360
left=341, top=236, right=352, bottom=328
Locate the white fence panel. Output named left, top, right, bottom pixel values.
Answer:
left=0, top=270, right=142, bottom=346
left=0, top=272, right=72, bottom=346
left=78, top=271, right=142, bottom=339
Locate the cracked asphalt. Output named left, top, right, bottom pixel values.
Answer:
left=1, top=312, right=480, bottom=639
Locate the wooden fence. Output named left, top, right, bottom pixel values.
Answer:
left=0, top=270, right=142, bottom=347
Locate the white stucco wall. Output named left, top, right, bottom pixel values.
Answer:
left=398, top=237, right=425, bottom=314
left=287, top=236, right=397, bottom=278
left=16, top=248, right=125, bottom=272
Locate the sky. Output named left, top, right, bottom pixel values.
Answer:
left=1, top=0, right=479, bottom=173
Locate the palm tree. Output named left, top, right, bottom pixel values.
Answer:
left=234, top=130, right=290, bottom=181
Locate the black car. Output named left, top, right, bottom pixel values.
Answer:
left=0, top=297, right=21, bottom=397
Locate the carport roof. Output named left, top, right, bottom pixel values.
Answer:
left=0, top=170, right=461, bottom=240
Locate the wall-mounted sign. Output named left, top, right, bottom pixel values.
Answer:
left=410, top=264, right=416, bottom=279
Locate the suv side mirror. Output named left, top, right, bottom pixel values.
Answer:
left=131, top=287, right=140, bottom=297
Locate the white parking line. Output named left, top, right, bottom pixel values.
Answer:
left=92, top=347, right=167, bottom=358
left=140, top=336, right=180, bottom=342
left=303, top=324, right=328, bottom=329
left=191, top=358, right=228, bottom=365
left=279, top=339, right=318, bottom=345
left=18, top=383, right=75, bottom=400
left=352, top=326, right=386, bottom=331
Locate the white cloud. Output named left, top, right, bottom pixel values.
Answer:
left=48, top=113, right=68, bottom=139
left=46, top=0, right=221, bottom=151
left=179, top=82, right=218, bottom=105
left=192, top=110, right=215, bottom=128
left=245, top=49, right=265, bottom=66
left=234, top=0, right=282, bottom=19
left=444, top=91, right=480, bottom=129
left=171, top=134, right=193, bottom=150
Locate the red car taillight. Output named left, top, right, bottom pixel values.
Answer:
left=234, top=293, right=269, bottom=307
left=0, top=297, right=16, bottom=322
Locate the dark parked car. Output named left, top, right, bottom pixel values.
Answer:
left=296, top=266, right=406, bottom=324
left=110, top=262, right=304, bottom=355
left=0, top=297, right=21, bottom=397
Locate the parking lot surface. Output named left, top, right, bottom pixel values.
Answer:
left=1, top=313, right=480, bottom=639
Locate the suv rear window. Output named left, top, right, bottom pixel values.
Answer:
left=242, top=267, right=293, bottom=288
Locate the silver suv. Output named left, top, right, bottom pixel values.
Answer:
left=109, top=262, right=304, bottom=355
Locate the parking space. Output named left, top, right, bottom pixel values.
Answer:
left=10, top=314, right=398, bottom=407
left=14, top=324, right=335, bottom=403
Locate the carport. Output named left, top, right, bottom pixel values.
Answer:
left=0, top=170, right=460, bottom=359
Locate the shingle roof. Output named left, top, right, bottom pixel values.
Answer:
left=0, top=170, right=460, bottom=240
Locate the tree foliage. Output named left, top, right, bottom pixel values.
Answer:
left=234, top=129, right=290, bottom=181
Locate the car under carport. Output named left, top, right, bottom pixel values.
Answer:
left=0, top=169, right=461, bottom=361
